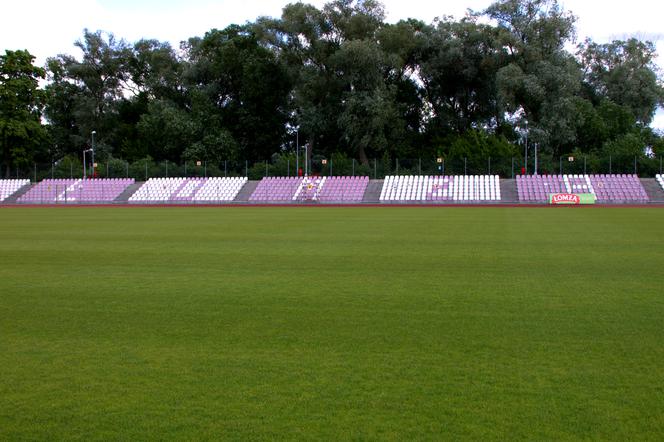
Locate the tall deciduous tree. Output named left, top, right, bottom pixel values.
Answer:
left=578, top=38, right=664, bottom=125
left=418, top=17, right=504, bottom=137
left=45, top=29, right=132, bottom=158
left=183, top=25, right=292, bottom=162
left=0, top=50, right=48, bottom=176
left=255, top=2, right=344, bottom=161
left=31, top=0, right=663, bottom=170
left=487, top=0, right=580, bottom=156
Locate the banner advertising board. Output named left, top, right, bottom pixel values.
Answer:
left=549, top=193, right=596, bottom=205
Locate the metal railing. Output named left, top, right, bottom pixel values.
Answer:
left=5, top=154, right=663, bottom=182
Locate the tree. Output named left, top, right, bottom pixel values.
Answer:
left=323, top=0, right=385, bottom=42
left=33, top=1, right=662, bottom=170
left=44, top=29, right=133, bottom=158
left=486, top=0, right=581, bottom=156
left=255, top=2, right=344, bottom=162
left=0, top=50, right=48, bottom=176
left=376, top=19, right=428, bottom=145
left=127, top=39, right=183, bottom=102
left=44, top=57, right=82, bottom=159
left=137, top=99, right=196, bottom=162
left=256, top=1, right=423, bottom=163
left=578, top=38, right=664, bottom=125
left=418, top=17, right=504, bottom=137
left=332, top=39, right=407, bottom=162
left=182, top=25, right=292, bottom=162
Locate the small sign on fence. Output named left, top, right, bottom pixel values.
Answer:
left=322, top=159, right=328, bottom=165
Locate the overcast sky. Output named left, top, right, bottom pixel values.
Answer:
left=2, top=0, right=663, bottom=128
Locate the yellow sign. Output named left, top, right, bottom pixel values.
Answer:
left=437, top=157, right=443, bottom=163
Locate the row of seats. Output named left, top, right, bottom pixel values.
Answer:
left=249, top=176, right=369, bottom=202
left=517, top=174, right=649, bottom=202
left=18, top=179, right=134, bottom=203
left=194, top=177, right=247, bottom=201
left=380, top=175, right=501, bottom=202
left=248, top=177, right=302, bottom=202
left=129, top=177, right=247, bottom=202
left=0, top=179, right=30, bottom=201
left=5, top=175, right=659, bottom=204
left=318, top=176, right=368, bottom=202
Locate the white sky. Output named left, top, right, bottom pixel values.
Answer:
left=2, top=0, right=663, bottom=128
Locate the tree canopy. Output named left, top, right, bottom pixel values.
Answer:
left=1, top=0, right=663, bottom=178
left=0, top=50, right=47, bottom=175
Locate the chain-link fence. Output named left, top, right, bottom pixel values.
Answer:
left=4, top=154, right=663, bottom=182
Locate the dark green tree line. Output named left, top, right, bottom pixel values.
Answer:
left=0, top=50, right=48, bottom=175
left=1, top=0, right=662, bottom=178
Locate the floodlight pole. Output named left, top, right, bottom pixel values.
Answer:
left=296, top=129, right=299, bottom=176
left=524, top=120, right=529, bottom=175
left=91, top=131, right=96, bottom=178
left=305, top=143, right=309, bottom=176
left=83, top=148, right=93, bottom=180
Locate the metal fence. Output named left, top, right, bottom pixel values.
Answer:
left=5, top=154, right=664, bottom=182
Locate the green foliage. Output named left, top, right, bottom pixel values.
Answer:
left=444, top=130, right=512, bottom=158
left=128, top=156, right=157, bottom=180
left=247, top=160, right=270, bottom=180
left=183, top=130, right=239, bottom=164
left=438, top=130, right=518, bottom=175
left=137, top=99, right=197, bottom=162
left=184, top=25, right=292, bottom=161
left=129, top=39, right=183, bottom=102
left=310, top=151, right=374, bottom=176
left=7, top=0, right=664, bottom=172
left=490, top=0, right=582, bottom=156
left=49, top=154, right=82, bottom=179
left=578, top=38, right=664, bottom=125
left=419, top=17, right=504, bottom=135
left=44, top=30, right=132, bottom=157
left=602, top=132, right=645, bottom=160
left=0, top=50, right=48, bottom=176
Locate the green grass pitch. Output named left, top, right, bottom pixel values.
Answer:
left=1, top=206, right=663, bottom=440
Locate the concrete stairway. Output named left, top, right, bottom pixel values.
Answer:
left=641, top=178, right=664, bottom=203
left=363, top=180, right=384, bottom=203
left=115, top=182, right=143, bottom=202
left=499, top=179, right=518, bottom=203
left=3, top=183, right=35, bottom=203
left=234, top=180, right=259, bottom=202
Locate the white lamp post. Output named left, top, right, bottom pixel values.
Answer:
left=91, top=131, right=96, bottom=178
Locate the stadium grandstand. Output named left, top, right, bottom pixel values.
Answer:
left=3, top=173, right=664, bottom=205
left=17, top=179, right=134, bottom=203
left=0, top=179, right=30, bottom=202
left=379, top=175, right=501, bottom=202
left=249, top=176, right=369, bottom=202
left=129, top=177, right=247, bottom=203
left=517, top=174, right=649, bottom=203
